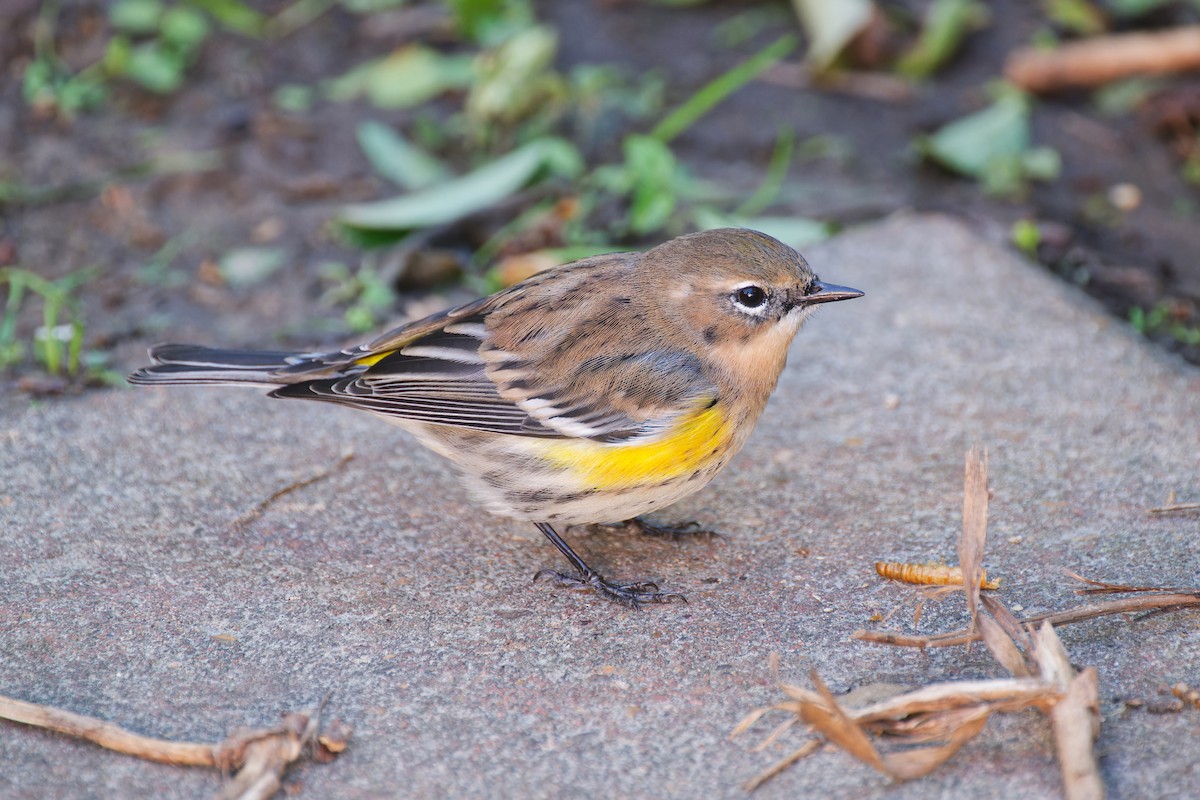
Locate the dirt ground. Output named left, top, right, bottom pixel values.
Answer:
left=2, top=0, right=1199, bottom=396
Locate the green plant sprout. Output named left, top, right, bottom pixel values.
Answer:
left=1130, top=302, right=1200, bottom=347
left=0, top=267, right=96, bottom=377
left=319, top=261, right=398, bottom=333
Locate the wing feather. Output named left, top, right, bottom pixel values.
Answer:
left=272, top=252, right=719, bottom=442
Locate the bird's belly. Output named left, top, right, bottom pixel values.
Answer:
left=394, top=407, right=741, bottom=525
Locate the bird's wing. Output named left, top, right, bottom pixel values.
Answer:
left=484, top=346, right=717, bottom=442
left=479, top=259, right=720, bottom=442
left=274, top=253, right=718, bottom=442
left=270, top=300, right=561, bottom=436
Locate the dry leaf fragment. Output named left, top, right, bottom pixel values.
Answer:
left=737, top=673, right=1060, bottom=789
left=851, top=677, right=1056, bottom=723
left=959, top=445, right=989, bottom=623
left=801, top=672, right=888, bottom=773
left=1051, top=668, right=1104, bottom=800
left=976, top=612, right=1029, bottom=678
left=980, top=594, right=1033, bottom=651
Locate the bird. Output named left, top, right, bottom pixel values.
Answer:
left=129, top=228, right=862, bottom=606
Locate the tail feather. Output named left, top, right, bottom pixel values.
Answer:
left=128, top=344, right=310, bottom=386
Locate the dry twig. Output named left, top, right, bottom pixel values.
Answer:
left=0, top=692, right=350, bottom=800
left=232, top=451, right=355, bottom=529
left=1033, top=624, right=1104, bottom=800
left=854, top=590, right=1200, bottom=649
left=737, top=448, right=1110, bottom=796
left=0, top=694, right=214, bottom=766
left=1148, top=502, right=1200, bottom=515
left=1006, top=26, right=1200, bottom=93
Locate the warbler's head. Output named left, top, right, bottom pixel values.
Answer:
left=641, top=228, right=862, bottom=370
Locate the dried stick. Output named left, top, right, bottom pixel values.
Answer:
left=855, top=592, right=1200, bottom=648
left=1149, top=502, right=1200, bottom=515
left=233, top=451, right=355, bottom=529
left=0, top=694, right=214, bottom=766
left=0, top=692, right=349, bottom=800
left=743, top=739, right=822, bottom=793
left=1053, top=668, right=1104, bottom=800
left=1006, top=26, right=1200, bottom=93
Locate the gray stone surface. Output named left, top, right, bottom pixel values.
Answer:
left=2, top=215, right=1198, bottom=799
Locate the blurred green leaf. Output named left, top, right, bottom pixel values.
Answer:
left=1021, top=146, right=1062, bottom=181
left=183, top=0, right=265, bottom=36
left=467, top=25, right=563, bottom=131
left=895, top=0, right=990, bottom=80
left=126, top=42, right=186, bottom=93
left=325, top=46, right=475, bottom=109
left=110, top=0, right=164, bottom=33
left=341, top=0, right=408, bottom=11
left=625, top=135, right=679, bottom=235
left=714, top=6, right=794, bottom=48
left=273, top=83, right=314, bottom=112
left=735, top=127, right=794, bottom=217
left=104, top=35, right=133, bottom=74
left=921, top=93, right=1030, bottom=176
left=356, top=121, right=451, bottom=190
left=652, top=34, right=796, bottom=143
left=1092, top=77, right=1162, bottom=116
left=160, top=6, right=211, bottom=52
left=219, top=246, right=288, bottom=288
left=652, top=34, right=792, bottom=143
left=917, top=89, right=1059, bottom=196
left=448, top=0, right=533, bottom=45
left=1183, top=152, right=1200, bottom=186
left=1128, top=305, right=1147, bottom=332
left=1043, top=0, right=1107, bottom=36
left=1010, top=219, right=1041, bottom=255
left=23, top=52, right=106, bottom=116
left=1105, top=0, right=1175, bottom=17
left=339, top=138, right=583, bottom=231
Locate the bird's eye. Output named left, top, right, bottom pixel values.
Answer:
left=734, top=285, right=767, bottom=308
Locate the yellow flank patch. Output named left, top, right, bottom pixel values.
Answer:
left=355, top=350, right=396, bottom=367
left=538, top=404, right=731, bottom=490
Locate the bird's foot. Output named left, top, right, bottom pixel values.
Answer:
left=533, top=567, right=686, bottom=608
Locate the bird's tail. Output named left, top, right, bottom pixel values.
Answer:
left=127, top=344, right=313, bottom=386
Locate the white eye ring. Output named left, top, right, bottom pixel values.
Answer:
left=731, top=283, right=769, bottom=316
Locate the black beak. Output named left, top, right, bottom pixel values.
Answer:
left=797, top=280, right=864, bottom=306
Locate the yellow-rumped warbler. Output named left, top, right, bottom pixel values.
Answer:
left=130, top=228, right=862, bottom=605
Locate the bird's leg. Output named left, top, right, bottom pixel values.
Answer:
left=588, top=516, right=720, bottom=541
left=532, top=522, right=685, bottom=607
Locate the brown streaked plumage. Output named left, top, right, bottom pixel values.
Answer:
left=129, top=228, right=863, bottom=606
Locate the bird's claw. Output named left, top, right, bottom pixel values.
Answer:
left=533, top=568, right=686, bottom=607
